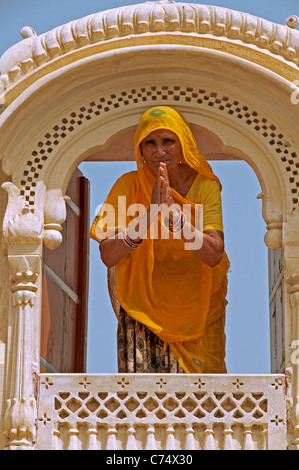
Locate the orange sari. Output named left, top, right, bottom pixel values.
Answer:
left=90, top=106, right=230, bottom=373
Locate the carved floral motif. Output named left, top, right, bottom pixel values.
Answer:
left=1, top=182, right=42, bottom=245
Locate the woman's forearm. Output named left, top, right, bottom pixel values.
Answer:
left=181, top=220, right=224, bottom=267
left=99, top=236, right=132, bottom=268
left=99, top=209, right=152, bottom=268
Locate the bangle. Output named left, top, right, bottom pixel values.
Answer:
left=165, top=210, right=181, bottom=229
left=165, top=211, right=186, bottom=233
left=119, top=228, right=143, bottom=249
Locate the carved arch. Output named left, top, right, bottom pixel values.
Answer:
left=1, top=45, right=297, bottom=249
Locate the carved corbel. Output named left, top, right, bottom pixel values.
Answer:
left=1, top=182, right=42, bottom=245
left=43, top=189, right=70, bottom=250
left=264, top=221, right=282, bottom=251
left=257, top=192, right=282, bottom=251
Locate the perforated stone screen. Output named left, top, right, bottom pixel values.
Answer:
left=37, top=373, right=286, bottom=450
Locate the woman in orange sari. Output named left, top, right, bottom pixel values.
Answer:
left=90, top=106, right=230, bottom=374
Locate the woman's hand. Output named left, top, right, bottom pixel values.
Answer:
left=160, top=163, right=174, bottom=206
left=152, top=163, right=224, bottom=267
left=100, top=166, right=167, bottom=268
left=160, top=163, right=180, bottom=223
left=150, top=164, right=162, bottom=205
left=151, top=162, right=173, bottom=204
left=151, top=163, right=180, bottom=223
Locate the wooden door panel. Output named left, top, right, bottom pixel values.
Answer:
left=41, top=168, right=90, bottom=373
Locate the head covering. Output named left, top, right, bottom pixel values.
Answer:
left=134, top=106, right=222, bottom=207
left=90, top=106, right=230, bottom=373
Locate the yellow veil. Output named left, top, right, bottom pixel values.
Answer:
left=90, top=106, right=230, bottom=373
left=134, top=106, right=222, bottom=203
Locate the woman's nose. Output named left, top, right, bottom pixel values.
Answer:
left=154, top=144, right=166, bottom=157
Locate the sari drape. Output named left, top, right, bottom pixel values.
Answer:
left=90, top=106, right=230, bottom=373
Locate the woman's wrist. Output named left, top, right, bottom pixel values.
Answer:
left=164, top=209, right=186, bottom=233
left=119, top=228, right=143, bottom=249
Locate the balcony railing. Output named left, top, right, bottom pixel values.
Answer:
left=36, top=373, right=286, bottom=450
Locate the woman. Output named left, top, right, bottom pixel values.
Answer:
left=90, top=106, right=230, bottom=374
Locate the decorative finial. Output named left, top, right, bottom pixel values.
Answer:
left=284, top=15, right=299, bottom=29
left=20, top=26, right=37, bottom=39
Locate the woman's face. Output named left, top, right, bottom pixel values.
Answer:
left=140, top=129, right=183, bottom=174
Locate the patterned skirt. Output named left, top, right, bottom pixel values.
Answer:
left=117, top=307, right=185, bottom=373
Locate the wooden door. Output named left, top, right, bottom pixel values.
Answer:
left=268, top=248, right=285, bottom=373
left=40, top=168, right=90, bottom=373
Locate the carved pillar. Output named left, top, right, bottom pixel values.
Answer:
left=286, top=270, right=299, bottom=449
left=4, top=251, right=41, bottom=449
left=283, top=207, right=299, bottom=449
left=1, top=182, right=45, bottom=449
left=1, top=182, right=69, bottom=449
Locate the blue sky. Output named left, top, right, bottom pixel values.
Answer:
left=1, top=0, right=297, bottom=374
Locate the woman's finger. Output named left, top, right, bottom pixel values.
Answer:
left=151, top=166, right=162, bottom=205
left=161, top=176, right=173, bottom=205
left=161, top=176, right=167, bottom=204
left=162, top=163, right=170, bottom=186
